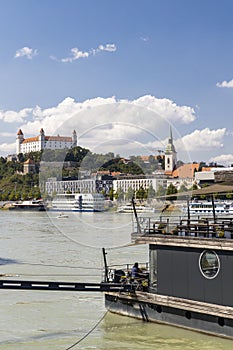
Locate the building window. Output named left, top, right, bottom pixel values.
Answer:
left=199, top=250, right=220, bottom=279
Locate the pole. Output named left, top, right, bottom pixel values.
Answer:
left=131, top=197, right=142, bottom=234
left=102, top=248, right=109, bottom=282
left=211, top=195, right=216, bottom=223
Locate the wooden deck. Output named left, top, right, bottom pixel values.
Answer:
left=106, top=290, right=233, bottom=319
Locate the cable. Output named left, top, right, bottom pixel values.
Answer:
left=65, top=310, right=109, bottom=349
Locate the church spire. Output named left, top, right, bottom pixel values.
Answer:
left=165, top=126, right=177, bottom=175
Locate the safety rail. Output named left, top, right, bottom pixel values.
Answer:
left=133, top=216, right=233, bottom=239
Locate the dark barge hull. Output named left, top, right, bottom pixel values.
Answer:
left=105, top=291, right=233, bottom=339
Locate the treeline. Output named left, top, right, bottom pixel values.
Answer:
left=0, top=147, right=164, bottom=201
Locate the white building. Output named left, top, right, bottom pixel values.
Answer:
left=45, top=179, right=96, bottom=196
left=113, top=176, right=167, bottom=197
left=16, top=128, right=77, bottom=154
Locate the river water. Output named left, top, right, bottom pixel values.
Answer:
left=0, top=210, right=232, bottom=349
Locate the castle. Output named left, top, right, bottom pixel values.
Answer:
left=16, top=128, right=77, bottom=154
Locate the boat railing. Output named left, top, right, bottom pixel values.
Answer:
left=104, top=262, right=149, bottom=291
left=133, top=216, right=233, bottom=239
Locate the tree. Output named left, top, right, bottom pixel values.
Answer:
left=147, top=184, right=156, bottom=202
left=125, top=186, right=135, bottom=201
left=166, top=183, right=178, bottom=201
left=136, top=186, right=147, bottom=201
left=156, top=185, right=166, bottom=197
left=108, top=188, right=114, bottom=201
left=114, top=187, right=124, bottom=202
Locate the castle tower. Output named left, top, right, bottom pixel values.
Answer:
left=165, top=127, right=177, bottom=175
left=16, top=129, right=24, bottom=154
left=39, top=128, right=45, bottom=150
left=72, top=130, right=77, bottom=147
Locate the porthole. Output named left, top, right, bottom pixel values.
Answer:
left=199, top=250, right=220, bottom=279
left=156, top=305, right=162, bottom=313
left=218, top=317, right=225, bottom=327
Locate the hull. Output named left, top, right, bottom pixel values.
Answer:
left=11, top=206, right=46, bottom=211
left=50, top=208, right=101, bottom=212
left=10, top=201, right=46, bottom=211
left=105, top=292, right=233, bottom=339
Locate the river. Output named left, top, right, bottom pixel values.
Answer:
left=0, top=210, right=232, bottom=349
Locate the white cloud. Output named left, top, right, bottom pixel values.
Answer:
left=0, top=107, right=32, bottom=123
left=0, top=132, right=15, bottom=137
left=14, top=46, right=38, bottom=59
left=209, top=154, right=233, bottom=166
left=52, top=43, right=117, bottom=62
left=132, top=95, right=196, bottom=124
left=61, top=48, right=89, bottom=63
left=176, top=128, right=226, bottom=151
left=0, top=142, right=15, bottom=153
left=3, top=94, right=195, bottom=159
left=216, top=79, right=233, bottom=88
left=96, top=43, right=117, bottom=52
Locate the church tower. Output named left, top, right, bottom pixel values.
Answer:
left=16, top=129, right=24, bottom=154
left=165, top=127, right=177, bottom=175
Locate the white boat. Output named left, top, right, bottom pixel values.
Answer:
left=56, top=213, right=69, bottom=218
left=117, top=203, right=155, bottom=214
left=182, top=200, right=233, bottom=216
left=50, top=193, right=105, bottom=212
left=9, top=199, right=46, bottom=211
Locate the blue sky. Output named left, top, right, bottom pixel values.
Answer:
left=0, top=0, right=233, bottom=165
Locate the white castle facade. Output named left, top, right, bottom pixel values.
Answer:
left=16, top=128, right=77, bottom=154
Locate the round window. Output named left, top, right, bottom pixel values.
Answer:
left=199, top=250, right=220, bottom=279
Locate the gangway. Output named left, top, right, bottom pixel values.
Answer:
left=0, top=279, right=132, bottom=292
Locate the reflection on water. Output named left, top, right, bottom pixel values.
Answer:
left=0, top=210, right=232, bottom=349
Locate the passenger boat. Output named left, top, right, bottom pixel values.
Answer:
left=117, top=202, right=155, bottom=214
left=50, top=193, right=105, bottom=212
left=9, top=199, right=46, bottom=211
left=104, top=188, right=233, bottom=339
left=182, top=200, right=233, bottom=216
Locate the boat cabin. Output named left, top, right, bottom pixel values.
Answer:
left=105, top=215, right=233, bottom=338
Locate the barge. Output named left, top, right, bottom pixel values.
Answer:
left=104, top=187, right=233, bottom=339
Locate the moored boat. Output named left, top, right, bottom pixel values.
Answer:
left=104, top=186, right=233, bottom=339
left=9, top=199, right=46, bottom=211
left=182, top=200, right=233, bottom=216
left=117, top=202, right=155, bottom=214
left=50, top=193, right=105, bottom=212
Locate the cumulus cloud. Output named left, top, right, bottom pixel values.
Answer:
left=216, top=79, right=233, bottom=88
left=52, top=43, right=117, bottom=62
left=14, top=46, right=38, bottom=59
left=209, top=154, right=233, bottom=166
left=0, top=142, right=15, bottom=153
left=176, top=128, right=226, bottom=151
left=132, top=95, right=196, bottom=124
left=1, top=94, right=196, bottom=159
left=0, top=108, right=32, bottom=123
left=61, top=48, right=89, bottom=63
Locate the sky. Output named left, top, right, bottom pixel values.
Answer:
left=0, top=0, right=233, bottom=166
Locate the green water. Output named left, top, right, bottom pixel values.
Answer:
left=0, top=210, right=232, bottom=349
